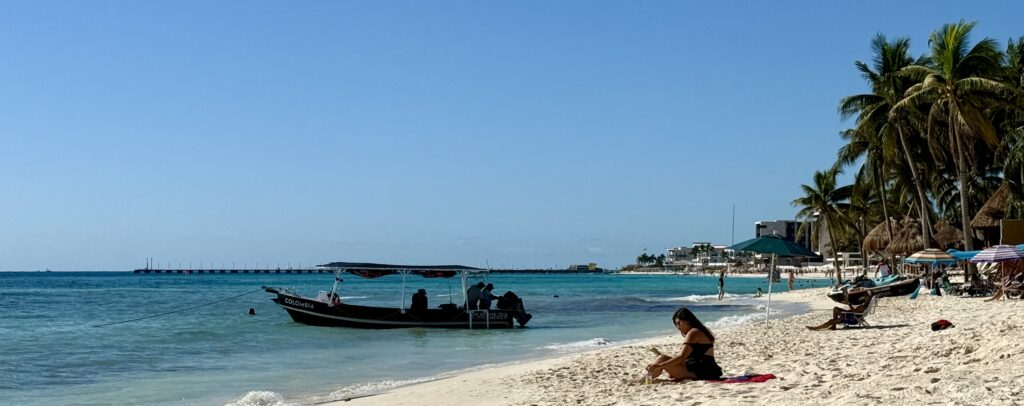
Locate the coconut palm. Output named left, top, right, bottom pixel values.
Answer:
left=895, top=20, right=1012, bottom=252
left=840, top=33, right=934, bottom=249
left=793, top=169, right=852, bottom=283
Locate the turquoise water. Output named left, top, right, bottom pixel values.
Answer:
left=0, top=272, right=825, bottom=405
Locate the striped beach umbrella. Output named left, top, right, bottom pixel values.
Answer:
left=969, top=245, right=1024, bottom=263
left=905, top=249, right=957, bottom=265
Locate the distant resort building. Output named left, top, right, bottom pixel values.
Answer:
left=665, top=242, right=729, bottom=267
left=754, top=220, right=814, bottom=251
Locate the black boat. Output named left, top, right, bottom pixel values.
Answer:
left=264, top=262, right=532, bottom=329
left=827, top=276, right=921, bottom=305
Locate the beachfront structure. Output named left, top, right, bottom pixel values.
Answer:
left=664, top=243, right=730, bottom=267
left=754, top=220, right=815, bottom=251
left=665, top=246, right=693, bottom=265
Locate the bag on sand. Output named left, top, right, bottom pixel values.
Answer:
left=930, top=319, right=954, bottom=331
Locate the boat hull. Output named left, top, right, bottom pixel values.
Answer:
left=828, top=277, right=920, bottom=305
left=270, top=292, right=521, bottom=329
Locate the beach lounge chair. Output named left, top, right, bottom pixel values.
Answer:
left=839, top=296, right=877, bottom=328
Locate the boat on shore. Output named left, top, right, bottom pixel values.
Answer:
left=263, top=262, right=532, bottom=329
left=827, top=275, right=920, bottom=305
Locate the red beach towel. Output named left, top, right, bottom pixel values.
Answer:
left=715, top=374, right=777, bottom=383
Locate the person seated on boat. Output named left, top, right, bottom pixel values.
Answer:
left=411, top=288, right=428, bottom=311
left=329, top=292, right=341, bottom=306
left=479, top=283, right=499, bottom=310
left=646, top=307, right=723, bottom=381
left=466, top=282, right=485, bottom=310
left=806, top=291, right=874, bottom=331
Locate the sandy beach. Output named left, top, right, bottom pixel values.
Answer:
left=334, top=288, right=1024, bottom=406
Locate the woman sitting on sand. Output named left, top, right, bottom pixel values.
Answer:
left=646, top=307, right=723, bottom=381
left=806, top=291, right=873, bottom=331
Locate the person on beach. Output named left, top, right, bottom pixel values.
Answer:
left=646, top=307, right=723, bottom=381
left=875, top=261, right=891, bottom=278
left=717, top=272, right=725, bottom=300
left=466, top=282, right=484, bottom=309
left=754, top=287, right=763, bottom=298
left=806, top=291, right=873, bottom=331
left=788, top=270, right=795, bottom=290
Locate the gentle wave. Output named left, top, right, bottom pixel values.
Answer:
left=649, top=293, right=746, bottom=303
left=707, top=312, right=765, bottom=329
left=540, top=337, right=610, bottom=352
left=224, top=391, right=291, bottom=406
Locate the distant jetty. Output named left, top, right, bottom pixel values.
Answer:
left=133, top=267, right=611, bottom=275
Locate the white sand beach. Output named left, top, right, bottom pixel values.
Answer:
left=334, top=288, right=1024, bottom=406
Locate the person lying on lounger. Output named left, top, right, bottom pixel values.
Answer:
left=806, top=291, right=874, bottom=331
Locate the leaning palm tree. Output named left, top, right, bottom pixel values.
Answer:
left=895, top=20, right=1011, bottom=252
left=840, top=33, right=934, bottom=249
left=793, top=169, right=852, bottom=283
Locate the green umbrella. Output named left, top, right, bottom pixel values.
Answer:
left=729, top=234, right=818, bottom=325
left=728, top=234, right=817, bottom=258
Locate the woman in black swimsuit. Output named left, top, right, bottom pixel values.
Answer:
left=646, top=307, right=723, bottom=380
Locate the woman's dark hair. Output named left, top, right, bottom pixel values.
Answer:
left=672, top=307, right=715, bottom=342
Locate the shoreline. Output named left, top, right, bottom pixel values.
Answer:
left=321, top=289, right=820, bottom=406
left=618, top=271, right=837, bottom=280
left=323, top=287, right=1024, bottom=406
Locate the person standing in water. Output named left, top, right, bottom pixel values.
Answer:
left=717, top=272, right=725, bottom=300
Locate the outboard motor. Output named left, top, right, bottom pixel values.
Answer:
left=497, top=291, right=532, bottom=327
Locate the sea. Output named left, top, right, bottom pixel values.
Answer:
left=0, top=271, right=826, bottom=406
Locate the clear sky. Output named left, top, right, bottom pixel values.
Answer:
left=1, top=2, right=1021, bottom=271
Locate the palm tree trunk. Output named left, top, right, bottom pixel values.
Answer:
left=896, top=125, right=933, bottom=247
left=952, top=128, right=975, bottom=252
left=874, top=162, right=895, bottom=262
left=825, top=214, right=842, bottom=284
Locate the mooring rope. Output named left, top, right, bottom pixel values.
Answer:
left=93, top=288, right=264, bottom=327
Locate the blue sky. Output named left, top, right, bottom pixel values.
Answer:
left=1, top=2, right=1021, bottom=270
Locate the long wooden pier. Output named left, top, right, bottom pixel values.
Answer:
left=133, top=268, right=329, bottom=275
left=133, top=268, right=610, bottom=275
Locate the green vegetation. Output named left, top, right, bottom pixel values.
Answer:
left=796, top=20, right=1024, bottom=279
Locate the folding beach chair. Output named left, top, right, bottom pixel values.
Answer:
left=839, top=296, right=877, bottom=328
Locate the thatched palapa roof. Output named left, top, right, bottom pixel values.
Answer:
left=863, top=218, right=898, bottom=254
left=886, top=218, right=935, bottom=256
left=932, top=220, right=962, bottom=248
left=971, top=183, right=1012, bottom=229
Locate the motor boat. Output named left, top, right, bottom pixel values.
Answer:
left=263, top=262, right=532, bottom=329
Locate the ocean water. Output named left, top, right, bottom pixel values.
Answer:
left=0, top=272, right=826, bottom=405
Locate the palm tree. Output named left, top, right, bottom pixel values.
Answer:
left=896, top=21, right=1012, bottom=252
left=793, top=169, right=852, bottom=283
left=844, top=167, right=877, bottom=275
left=840, top=33, right=934, bottom=249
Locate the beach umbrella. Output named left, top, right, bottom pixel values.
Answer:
left=729, top=234, right=817, bottom=257
left=947, top=249, right=981, bottom=262
left=969, top=245, right=1024, bottom=286
left=905, top=249, right=957, bottom=265
left=969, top=245, right=1024, bottom=263
left=729, top=235, right=816, bottom=325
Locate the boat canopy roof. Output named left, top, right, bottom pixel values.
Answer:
left=317, top=262, right=484, bottom=279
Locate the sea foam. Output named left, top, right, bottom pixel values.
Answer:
left=540, top=338, right=610, bottom=352
left=651, top=293, right=745, bottom=303
left=224, top=391, right=290, bottom=406
left=707, top=312, right=765, bottom=329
